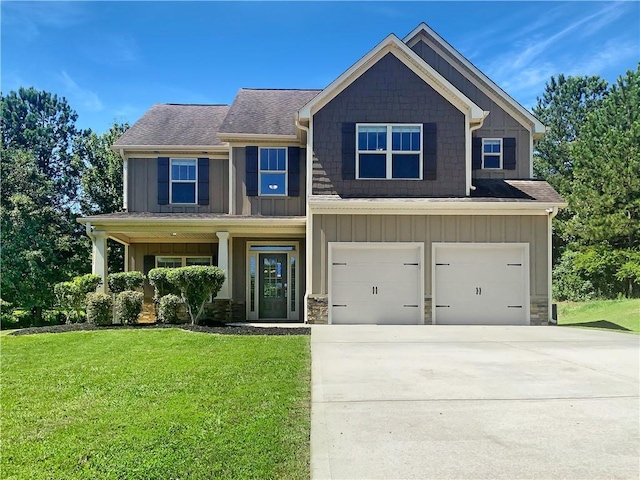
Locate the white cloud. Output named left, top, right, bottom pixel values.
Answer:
left=59, top=71, right=103, bottom=112
left=1, top=2, right=86, bottom=41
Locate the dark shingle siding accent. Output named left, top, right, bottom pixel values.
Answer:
left=114, top=104, right=230, bottom=147
left=219, top=89, right=321, bottom=136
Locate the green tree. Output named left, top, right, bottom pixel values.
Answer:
left=1, top=87, right=87, bottom=208
left=568, top=65, right=640, bottom=250
left=0, top=149, right=90, bottom=313
left=73, top=122, right=130, bottom=272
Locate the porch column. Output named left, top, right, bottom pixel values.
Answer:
left=91, top=231, right=108, bottom=293
left=216, top=231, right=230, bottom=299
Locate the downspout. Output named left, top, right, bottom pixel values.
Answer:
left=295, top=115, right=312, bottom=323
left=119, top=148, right=128, bottom=211
left=547, top=207, right=559, bottom=324
left=468, top=111, right=489, bottom=193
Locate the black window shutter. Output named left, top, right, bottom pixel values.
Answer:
left=197, top=158, right=210, bottom=205
left=245, top=146, right=258, bottom=196
left=157, top=157, right=170, bottom=204
left=288, top=146, right=301, bottom=197
left=423, top=123, right=437, bottom=180
left=472, top=138, right=482, bottom=170
left=503, top=138, right=516, bottom=170
left=143, top=255, right=156, bottom=276
left=342, top=123, right=356, bottom=180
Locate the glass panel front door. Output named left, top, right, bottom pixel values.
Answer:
left=259, top=253, right=288, bottom=319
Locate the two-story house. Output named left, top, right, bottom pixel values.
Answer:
left=79, top=23, right=566, bottom=325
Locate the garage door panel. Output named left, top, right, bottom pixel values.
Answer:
left=330, top=245, right=423, bottom=325
left=434, top=244, right=528, bottom=326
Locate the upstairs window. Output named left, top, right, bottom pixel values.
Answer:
left=259, top=148, right=287, bottom=196
left=482, top=139, right=502, bottom=169
left=356, top=124, right=422, bottom=179
left=170, top=158, right=197, bottom=203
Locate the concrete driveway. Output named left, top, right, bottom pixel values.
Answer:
left=311, top=326, right=640, bottom=479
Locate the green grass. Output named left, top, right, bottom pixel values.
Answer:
left=1, top=329, right=310, bottom=479
left=558, top=298, right=640, bottom=333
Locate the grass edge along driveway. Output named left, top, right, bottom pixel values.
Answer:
left=1, top=329, right=310, bottom=480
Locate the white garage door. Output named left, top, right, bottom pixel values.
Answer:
left=433, top=244, right=529, bottom=325
left=330, top=243, right=423, bottom=325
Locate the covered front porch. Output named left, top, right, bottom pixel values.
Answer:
left=78, top=213, right=306, bottom=322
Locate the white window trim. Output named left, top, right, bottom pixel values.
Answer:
left=258, top=147, right=288, bottom=196
left=355, top=123, right=423, bottom=180
left=155, top=256, right=213, bottom=268
left=482, top=138, right=503, bottom=170
left=169, top=158, right=198, bottom=205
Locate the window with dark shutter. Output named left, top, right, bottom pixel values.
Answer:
left=157, top=157, right=170, bottom=205
left=245, top=146, right=258, bottom=196
left=288, top=147, right=301, bottom=197
left=197, top=158, right=209, bottom=205
left=472, top=138, right=482, bottom=170
left=423, top=123, right=437, bottom=180
left=503, top=138, right=516, bottom=170
left=342, top=123, right=356, bottom=180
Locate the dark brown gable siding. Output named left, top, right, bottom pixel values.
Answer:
left=410, top=39, right=532, bottom=179
left=312, top=53, right=466, bottom=198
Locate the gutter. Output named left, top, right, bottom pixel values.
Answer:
left=547, top=206, right=559, bottom=324
left=468, top=111, right=489, bottom=193
left=295, top=114, right=312, bottom=324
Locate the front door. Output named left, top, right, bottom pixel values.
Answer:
left=259, top=253, right=288, bottom=319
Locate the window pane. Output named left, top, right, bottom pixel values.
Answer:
left=411, top=132, right=421, bottom=151
left=290, top=256, right=296, bottom=312
left=172, top=183, right=196, bottom=203
left=186, top=257, right=211, bottom=266
left=484, top=140, right=500, bottom=154
left=484, top=155, right=501, bottom=169
left=392, top=131, right=400, bottom=150
left=392, top=154, right=420, bottom=178
left=157, top=257, right=182, bottom=268
left=359, top=154, right=386, bottom=178
left=172, top=159, right=196, bottom=180
left=377, top=131, right=386, bottom=150
left=358, top=126, right=386, bottom=151
left=260, top=149, right=269, bottom=170
left=260, top=172, right=286, bottom=195
left=250, top=256, right=256, bottom=312
left=401, top=132, right=411, bottom=150
left=358, top=131, right=367, bottom=150
left=277, top=149, right=286, bottom=170
left=492, top=143, right=501, bottom=153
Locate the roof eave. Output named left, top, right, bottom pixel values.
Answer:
left=110, top=144, right=230, bottom=153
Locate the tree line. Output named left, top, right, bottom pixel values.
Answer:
left=533, top=64, right=639, bottom=299
left=1, top=65, right=639, bottom=316
left=1, top=87, right=128, bottom=318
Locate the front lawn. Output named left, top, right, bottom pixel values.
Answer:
left=558, top=298, right=640, bottom=333
left=1, top=329, right=310, bottom=479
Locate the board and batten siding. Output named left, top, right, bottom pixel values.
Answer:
left=127, top=157, right=229, bottom=213
left=232, top=147, right=307, bottom=216
left=311, top=214, right=548, bottom=299
left=410, top=39, right=532, bottom=179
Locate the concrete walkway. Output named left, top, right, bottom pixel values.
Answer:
left=311, top=326, right=640, bottom=479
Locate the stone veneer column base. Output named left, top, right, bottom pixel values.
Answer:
left=530, top=298, right=549, bottom=326
left=307, top=295, right=328, bottom=324
left=424, top=298, right=433, bottom=325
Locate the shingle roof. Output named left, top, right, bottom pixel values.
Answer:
left=472, top=180, right=566, bottom=203
left=218, top=89, right=321, bottom=136
left=113, top=104, right=230, bottom=147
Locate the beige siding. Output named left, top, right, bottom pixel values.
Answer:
left=311, top=214, right=548, bottom=298
left=128, top=243, right=218, bottom=300
left=232, top=147, right=306, bottom=216
left=127, top=157, right=229, bottom=213
left=411, top=39, right=532, bottom=179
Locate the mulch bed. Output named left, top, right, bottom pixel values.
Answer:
left=9, top=323, right=311, bottom=337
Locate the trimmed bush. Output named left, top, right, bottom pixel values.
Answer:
left=75, top=274, right=102, bottom=294
left=86, top=293, right=113, bottom=326
left=147, top=268, right=179, bottom=304
left=114, top=291, right=144, bottom=325
left=157, top=294, right=183, bottom=324
left=166, top=266, right=225, bottom=325
left=108, top=272, right=145, bottom=294
left=54, top=274, right=103, bottom=324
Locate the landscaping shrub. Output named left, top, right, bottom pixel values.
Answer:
left=0, top=299, right=15, bottom=329
left=108, top=272, right=145, bottom=294
left=114, top=291, right=144, bottom=325
left=157, top=294, right=183, bottom=324
left=54, top=274, right=103, bottom=324
left=147, top=268, right=179, bottom=304
left=166, top=266, right=225, bottom=325
left=86, top=293, right=113, bottom=325
left=553, top=250, right=596, bottom=301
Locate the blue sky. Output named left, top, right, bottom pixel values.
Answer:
left=2, top=1, right=638, bottom=134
